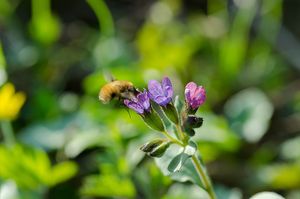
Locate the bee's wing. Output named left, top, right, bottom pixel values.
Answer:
left=103, top=69, right=115, bottom=82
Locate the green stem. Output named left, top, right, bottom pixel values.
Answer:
left=175, top=124, right=189, bottom=144
left=161, top=121, right=216, bottom=198
left=87, top=0, right=115, bottom=37
left=191, top=155, right=217, bottom=199
left=162, top=131, right=184, bottom=147
left=0, top=121, right=15, bottom=146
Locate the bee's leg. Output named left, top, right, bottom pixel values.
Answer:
left=117, top=95, right=121, bottom=101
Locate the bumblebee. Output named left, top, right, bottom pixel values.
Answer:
left=99, top=80, right=136, bottom=104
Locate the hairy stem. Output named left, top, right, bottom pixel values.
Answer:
left=162, top=131, right=184, bottom=147
left=191, top=155, right=216, bottom=199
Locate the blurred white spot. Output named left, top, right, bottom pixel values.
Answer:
left=150, top=2, right=173, bottom=25
left=201, top=16, right=226, bottom=39
left=18, top=46, right=38, bottom=67
left=59, top=92, right=79, bottom=112
left=0, top=68, right=7, bottom=86
left=228, top=188, right=243, bottom=199
left=280, top=136, right=300, bottom=160
left=0, top=180, right=19, bottom=199
left=249, top=192, right=284, bottom=199
left=93, top=38, right=123, bottom=66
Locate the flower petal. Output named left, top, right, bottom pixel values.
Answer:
left=148, top=80, right=164, bottom=99
left=153, top=96, right=171, bottom=106
left=162, top=77, right=173, bottom=99
left=185, top=82, right=206, bottom=110
left=124, top=99, right=144, bottom=114
left=185, top=82, right=197, bottom=103
left=137, top=90, right=150, bottom=111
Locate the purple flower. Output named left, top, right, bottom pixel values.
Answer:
left=124, top=90, right=150, bottom=114
left=185, top=82, right=206, bottom=110
left=148, top=77, right=173, bottom=106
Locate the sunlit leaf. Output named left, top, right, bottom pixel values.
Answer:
left=80, top=174, right=136, bottom=198
left=167, top=152, right=190, bottom=173
left=0, top=144, right=77, bottom=190
left=50, top=162, right=78, bottom=186
left=258, top=162, right=300, bottom=189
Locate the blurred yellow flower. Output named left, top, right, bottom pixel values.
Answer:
left=0, top=83, right=26, bottom=121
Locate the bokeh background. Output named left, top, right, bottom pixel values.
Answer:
left=0, top=0, right=300, bottom=198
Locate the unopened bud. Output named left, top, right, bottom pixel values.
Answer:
left=149, top=141, right=170, bottom=157
left=140, top=139, right=164, bottom=152
left=186, top=115, right=203, bottom=128
left=184, top=127, right=195, bottom=137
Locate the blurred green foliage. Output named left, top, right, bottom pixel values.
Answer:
left=0, top=0, right=300, bottom=198
left=0, top=144, right=77, bottom=189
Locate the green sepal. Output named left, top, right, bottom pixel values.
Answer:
left=162, top=103, right=179, bottom=124
left=142, top=111, right=165, bottom=132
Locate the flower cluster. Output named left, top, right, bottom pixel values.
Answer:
left=124, top=77, right=206, bottom=114
left=124, top=77, right=206, bottom=137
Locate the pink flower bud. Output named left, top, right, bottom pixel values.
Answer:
left=185, top=82, right=206, bottom=110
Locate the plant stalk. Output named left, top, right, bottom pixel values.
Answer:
left=191, top=154, right=217, bottom=199
left=162, top=131, right=184, bottom=147
left=162, top=121, right=216, bottom=198
left=0, top=120, right=15, bottom=146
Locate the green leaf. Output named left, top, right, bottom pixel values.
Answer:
left=257, top=162, right=300, bottom=189
left=155, top=145, right=203, bottom=187
left=167, top=152, right=190, bottom=173
left=80, top=174, right=136, bottom=198
left=50, top=162, right=78, bottom=186
left=0, top=144, right=78, bottom=190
